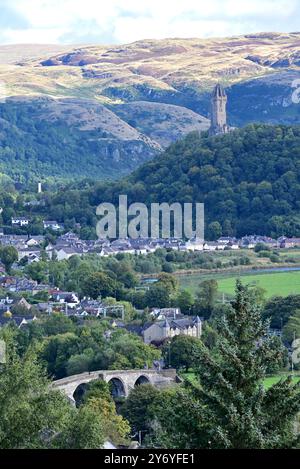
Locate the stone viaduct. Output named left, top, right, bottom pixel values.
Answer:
left=52, top=368, right=179, bottom=404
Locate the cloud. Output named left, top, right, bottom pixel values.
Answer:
left=58, top=19, right=117, bottom=45
left=0, top=0, right=29, bottom=28
left=0, top=0, right=30, bottom=43
left=0, top=0, right=299, bottom=44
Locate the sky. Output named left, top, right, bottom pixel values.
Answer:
left=0, top=0, right=299, bottom=45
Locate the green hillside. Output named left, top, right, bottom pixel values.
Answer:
left=89, top=123, right=300, bottom=238
left=0, top=98, right=159, bottom=182
left=12, top=123, right=299, bottom=239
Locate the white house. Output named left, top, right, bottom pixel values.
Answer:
left=229, top=242, right=240, bottom=250
left=26, top=236, right=45, bottom=247
left=186, top=238, right=204, bottom=251
left=43, top=221, right=63, bottom=231
left=11, top=217, right=30, bottom=227
left=55, top=247, right=84, bottom=261
left=203, top=242, right=220, bottom=251
left=50, top=291, right=80, bottom=307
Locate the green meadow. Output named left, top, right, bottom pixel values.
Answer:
left=263, top=374, right=300, bottom=389
left=181, top=372, right=300, bottom=389
left=179, top=270, right=300, bottom=299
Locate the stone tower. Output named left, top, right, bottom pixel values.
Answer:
left=209, top=83, right=229, bottom=136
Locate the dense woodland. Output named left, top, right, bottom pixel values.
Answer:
left=101, top=124, right=300, bottom=238
left=1, top=123, right=299, bottom=239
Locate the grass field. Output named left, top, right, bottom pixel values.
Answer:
left=180, top=270, right=300, bottom=299
left=263, top=374, right=300, bottom=389
left=181, top=372, right=300, bottom=389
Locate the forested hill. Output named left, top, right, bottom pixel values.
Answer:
left=89, top=124, right=300, bottom=238
left=5, top=124, right=300, bottom=239
left=0, top=98, right=160, bottom=182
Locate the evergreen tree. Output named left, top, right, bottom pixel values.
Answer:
left=191, top=281, right=300, bottom=448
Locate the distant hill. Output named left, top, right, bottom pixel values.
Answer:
left=1, top=33, right=300, bottom=181
left=1, top=33, right=300, bottom=126
left=0, top=97, right=160, bottom=181
left=0, top=96, right=210, bottom=181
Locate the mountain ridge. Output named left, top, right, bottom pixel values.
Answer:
left=1, top=33, right=300, bottom=181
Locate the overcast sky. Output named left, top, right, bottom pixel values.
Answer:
left=0, top=0, right=299, bottom=45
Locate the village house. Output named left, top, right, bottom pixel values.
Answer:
left=240, top=235, right=278, bottom=249
left=110, top=239, right=136, bottom=255
left=31, top=284, right=51, bottom=295
left=17, top=247, right=41, bottom=262
left=229, top=241, right=240, bottom=250
left=99, top=247, right=117, bottom=257
left=26, top=236, right=45, bottom=247
left=218, top=237, right=235, bottom=245
left=27, top=253, right=41, bottom=264
left=150, top=308, right=181, bottom=320
left=0, top=234, right=28, bottom=247
left=260, top=237, right=278, bottom=249
left=164, top=239, right=181, bottom=251
left=184, top=238, right=204, bottom=252
left=129, top=239, right=152, bottom=255
left=24, top=199, right=43, bottom=208
left=144, top=244, right=157, bottom=254
left=0, top=276, right=40, bottom=293
left=280, top=237, right=300, bottom=249
left=178, top=242, right=188, bottom=252
left=43, top=220, right=64, bottom=231
left=217, top=237, right=239, bottom=249
left=11, top=216, right=30, bottom=227
left=49, top=291, right=80, bottom=307
left=0, top=315, right=37, bottom=329
left=55, top=246, right=86, bottom=261
left=203, top=241, right=225, bottom=251
left=58, top=232, right=81, bottom=244
left=0, top=296, right=31, bottom=314
left=36, top=302, right=53, bottom=315
left=75, top=299, right=106, bottom=317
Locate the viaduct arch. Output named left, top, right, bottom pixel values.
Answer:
left=52, top=369, right=178, bottom=404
